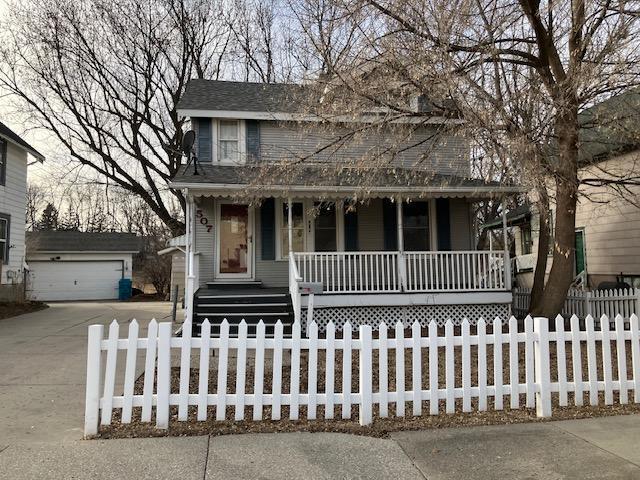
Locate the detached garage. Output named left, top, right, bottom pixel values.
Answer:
left=25, top=231, right=140, bottom=301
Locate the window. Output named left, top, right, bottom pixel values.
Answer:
left=521, top=224, right=533, bottom=255
left=0, top=139, right=6, bottom=186
left=280, top=202, right=305, bottom=258
left=403, top=201, right=429, bottom=251
left=314, top=202, right=337, bottom=252
left=219, top=120, right=239, bottom=163
left=0, top=214, right=10, bottom=264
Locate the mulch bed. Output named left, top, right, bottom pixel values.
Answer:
left=126, top=294, right=167, bottom=302
left=96, top=337, right=640, bottom=439
left=0, top=301, right=48, bottom=320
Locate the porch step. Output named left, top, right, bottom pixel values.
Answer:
left=205, top=281, right=263, bottom=290
left=192, top=285, right=294, bottom=337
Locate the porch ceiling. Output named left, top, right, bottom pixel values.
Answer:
left=170, top=164, right=524, bottom=200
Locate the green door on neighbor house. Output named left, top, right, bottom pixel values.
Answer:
left=574, top=229, right=586, bottom=275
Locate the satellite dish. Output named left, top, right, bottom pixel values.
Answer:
left=182, top=130, right=196, bottom=156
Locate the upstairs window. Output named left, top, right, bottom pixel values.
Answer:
left=219, top=120, right=239, bottom=163
left=0, top=139, right=6, bottom=186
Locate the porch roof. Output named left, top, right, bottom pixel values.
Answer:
left=170, top=164, right=523, bottom=199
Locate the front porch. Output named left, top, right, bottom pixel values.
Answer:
left=173, top=165, right=519, bottom=332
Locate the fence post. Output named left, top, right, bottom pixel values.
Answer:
left=533, top=317, right=552, bottom=417
left=84, top=324, right=104, bottom=437
left=156, top=322, right=172, bottom=429
left=359, top=324, right=373, bottom=426
left=584, top=290, right=591, bottom=319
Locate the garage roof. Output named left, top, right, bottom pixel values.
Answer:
left=26, top=231, right=141, bottom=253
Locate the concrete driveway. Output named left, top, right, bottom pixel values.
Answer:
left=0, top=301, right=173, bottom=444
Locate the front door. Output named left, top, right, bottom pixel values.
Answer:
left=216, top=202, right=253, bottom=279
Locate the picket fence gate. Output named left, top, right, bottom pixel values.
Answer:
left=513, top=287, right=640, bottom=319
left=85, top=314, right=640, bottom=437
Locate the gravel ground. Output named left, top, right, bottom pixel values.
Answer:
left=96, top=336, right=640, bottom=439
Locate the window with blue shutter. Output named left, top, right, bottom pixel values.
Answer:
left=260, top=198, right=276, bottom=260
left=436, top=198, right=452, bottom=251
left=197, top=118, right=211, bottom=163
left=246, top=120, right=260, bottom=162
left=382, top=199, right=398, bottom=250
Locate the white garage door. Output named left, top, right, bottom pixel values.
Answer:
left=28, top=261, right=124, bottom=301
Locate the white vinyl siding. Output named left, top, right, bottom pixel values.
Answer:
left=0, top=142, right=27, bottom=284
left=575, top=153, right=640, bottom=276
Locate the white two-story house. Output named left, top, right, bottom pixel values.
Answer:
left=171, top=80, right=521, bottom=336
left=0, top=121, right=44, bottom=300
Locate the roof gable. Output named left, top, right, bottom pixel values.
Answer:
left=0, top=121, right=45, bottom=161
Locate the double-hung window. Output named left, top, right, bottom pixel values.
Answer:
left=280, top=202, right=305, bottom=258
left=0, top=215, right=10, bottom=264
left=403, top=201, right=430, bottom=251
left=219, top=120, right=239, bottom=163
left=314, top=202, right=337, bottom=252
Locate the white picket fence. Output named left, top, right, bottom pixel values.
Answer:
left=513, top=287, right=640, bottom=319
left=85, top=314, right=640, bottom=437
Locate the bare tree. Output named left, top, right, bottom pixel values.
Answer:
left=0, top=0, right=232, bottom=235
left=291, top=0, right=640, bottom=317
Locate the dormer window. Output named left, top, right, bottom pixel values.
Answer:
left=219, top=120, right=239, bottom=162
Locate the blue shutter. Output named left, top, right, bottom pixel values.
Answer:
left=246, top=120, right=260, bottom=162
left=197, top=118, right=212, bottom=163
left=344, top=208, right=358, bottom=251
left=382, top=199, right=398, bottom=250
left=436, top=198, right=451, bottom=251
left=261, top=198, right=276, bottom=260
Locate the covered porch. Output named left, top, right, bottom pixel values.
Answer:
left=172, top=164, right=521, bottom=329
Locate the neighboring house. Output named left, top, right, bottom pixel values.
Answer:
left=158, top=234, right=186, bottom=303
left=26, top=231, right=140, bottom=301
left=171, top=79, right=522, bottom=335
left=489, top=90, right=640, bottom=290
left=0, top=121, right=44, bottom=301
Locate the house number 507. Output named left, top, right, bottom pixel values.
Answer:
left=196, top=209, right=213, bottom=233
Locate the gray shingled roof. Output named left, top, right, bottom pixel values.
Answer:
left=26, top=231, right=141, bottom=253
left=177, top=79, right=306, bottom=113
left=0, top=121, right=45, bottom=161
left=170, top=163, right=511, bottom=191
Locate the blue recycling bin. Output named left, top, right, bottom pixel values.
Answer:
left=118, top=278, right=133, bottom=301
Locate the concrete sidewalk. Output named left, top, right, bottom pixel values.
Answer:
left=1, top=415, right=639, bottom=479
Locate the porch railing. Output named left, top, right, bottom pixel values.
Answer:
left=294, top=251, right=400, bottom=293
left=291, top=250, right=507, bottom=294
left=405, top=251, right=506, bottom=292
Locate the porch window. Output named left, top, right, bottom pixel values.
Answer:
left=314, top=202, right=337, bottom=252
left=280, top=202, right=305, bottom=257
left=219, top=120, right=239, bottom=163
left=403, top=201, right=430, bottom=251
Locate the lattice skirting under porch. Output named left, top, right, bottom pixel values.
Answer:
left=300, top=303, right=511, bottom=332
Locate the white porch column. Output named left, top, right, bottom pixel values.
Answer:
left=396, top=196, right=406, bottom=291
left=185, top=194, right=196, bottom=322
left=501, top=200, right=512, bottom=290
left=287, top=197, right=293, bottom=255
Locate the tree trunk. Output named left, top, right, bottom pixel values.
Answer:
left=529, top=187, right=550, bottom=313
left=538, top=109, right=579, bottom=318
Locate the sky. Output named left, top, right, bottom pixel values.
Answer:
left=0, top=0, right=64, bottom=188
